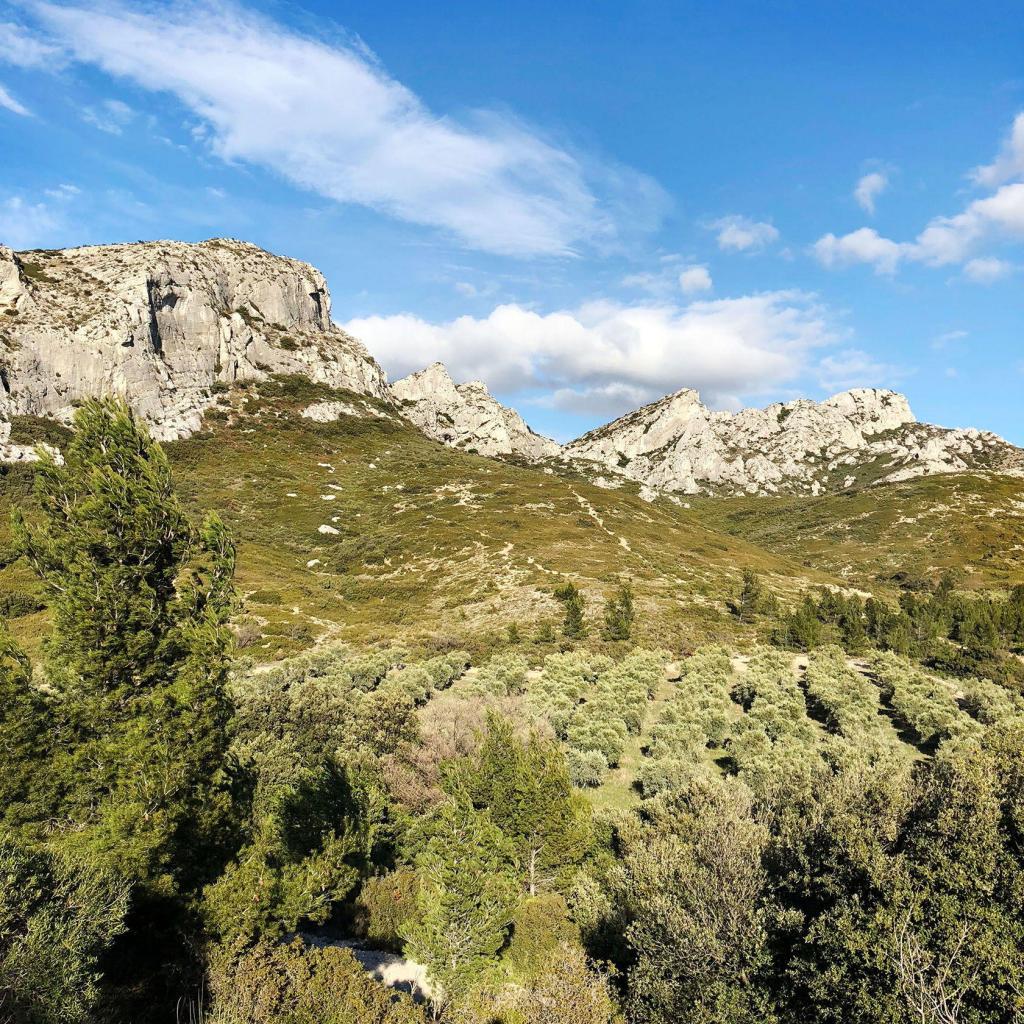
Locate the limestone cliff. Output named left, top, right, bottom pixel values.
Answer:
left=0, top=239, right=389, bottom=441
left=564, top=386, right=1024, bottom=496
left=391, top=362, right=561, bottom=460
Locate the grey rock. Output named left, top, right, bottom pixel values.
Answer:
left=564, top=386, right=1024, bottom=496
left=0, top=239, right=389, bottom=443
left=391, top=362, right=560, bottom=460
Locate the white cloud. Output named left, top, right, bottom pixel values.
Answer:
left=0, top=195, right=62, bottom=248
left=854, top=171, right=887, bottom=215
left=29, top=0, right=663, bottom=257
left=43, top=183, right=80, bottom=200
left=678, top=264, right=712, bottom=294
left=345, top=291, right=839, bottom=417
left=813, top=227, right=904, bottom=274
left=962, top=256, right=1014, bottom=283
left=815, top=182, right=1024, bottom=273
left=972, top=111, right=1024, bottom=188
left=816, top=115, right=1024, bottom=275
left=81, top=97, right=134, bottom=134
left=0, top=82, right=30, bottom=116
left=0, top=21, right=64, bottom=68
left=817, top=348, right=901, bottom=391
left=931, top=329, right=968, bottom=350
left=710, top=215, right=779, bottom=252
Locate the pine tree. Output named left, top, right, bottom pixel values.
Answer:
left=403, top=799, right=519, bottom=998
left=11, top=399, right=236, bottom=893
left=467, top=715, right=592, bottom=895
left=555, top=583, right=587, bottom=639
left=734, top=570, right=764, bottom=624
left=602, top=582, right=636, bottom=641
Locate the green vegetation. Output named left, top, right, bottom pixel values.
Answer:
left=4, top=400, right=1024, bottom=1022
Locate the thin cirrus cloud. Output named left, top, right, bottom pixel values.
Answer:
left=344, top=291, right=841, bottom=420
left=817, top=348, right=902, bottom=391
left=0, top=82, right=31, bottom=116
left=21, top=1, right=666, bottom=258
left=81, top=97, right=134, bottom=134
left=0, top=20, right=64, bottom=67
left=815, top=113, right=1024, bottom=276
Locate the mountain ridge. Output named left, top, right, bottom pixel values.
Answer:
left=2, top=237, right=1021, bottom=498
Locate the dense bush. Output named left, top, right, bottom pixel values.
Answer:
left=207, top=938, right=425, bottom=1024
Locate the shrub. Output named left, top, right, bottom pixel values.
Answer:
left=567, top=747, right=608, bottom=788
left=207, top=938, right=425, bottom=1024
left=355, top=867, right=420, bottom=952
left=505, top=893, right=579, bottom=981
left=0, top=837, right=130, bottom=1024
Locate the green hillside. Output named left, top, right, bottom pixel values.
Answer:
left=3, top=377, right=827, bottom=661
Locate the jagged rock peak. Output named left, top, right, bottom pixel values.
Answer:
left=392, top=362, right=560, bottom=461
left=566, top=385, right=1022, bottom=497
left=0, top=238, right=390, bottom=441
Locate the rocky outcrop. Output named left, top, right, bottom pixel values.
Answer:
left=0, top=418, right=60, bottom=463
left=391, top=362, right=561, bottom=460
left=0, top=239, right=389, bottom=442
left=564, top=387, right=1024, bottom=496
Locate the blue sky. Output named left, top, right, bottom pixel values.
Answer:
left=2, top=1, right=1023, bottom=443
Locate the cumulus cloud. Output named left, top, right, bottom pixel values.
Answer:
left=972, top=112, right=1024, bottom=188
left=962, top=256, right=1014, bottom=283
left=816, top=114, right=1024, bottom=275
left=813, top=227, right=904, bottom=275
left=815, top=183, right=1024, bottom=273
left=26, top=0, right=664, bottom=257
left=854, top=171, right=887, bottom=215
left=710, top=215, right=779, bottom=252
left=345, top=291, right=839, bottom=417
left=678, top=264, right=712, bottom=294
left=0, top=82, right=30, bottom=116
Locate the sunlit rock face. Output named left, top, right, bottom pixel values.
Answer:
left=0, top=239, right=389, bottom=442
left=564, top=386, right=1023, bottom=496
left=392, top=362, right=561, bottom=460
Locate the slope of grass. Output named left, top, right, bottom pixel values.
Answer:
left=688, top=472, right=1024, bottom=592
left=0, top=379, right=820, bottom=662
left=5, top=382, right=1022, bottom=663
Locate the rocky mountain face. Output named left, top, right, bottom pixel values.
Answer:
left=391, top=362, right=561, bottom=461
left=3, top=237, right=1020, bottom=497
left=0, top=239, right=389, bottom=442
left=564, top=386, right=1024, bottom=496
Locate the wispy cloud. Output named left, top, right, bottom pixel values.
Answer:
left=853, top=171, right=888, bottom=215
left=26, top=0, right=664, bottom=257
left=817, top=348, right=903, bottom=391
left=931, top=329, right=968, bottom=350
left=709, top=215, right=779, bottom=252
left=81, top=97, right=133, bottom=134
left=0, top=194, right=63, bottom=248
left=0, top=82, right=31, bottom=116
left=346, top=290, right=839, bottom=417
left=0, top=20, right=64, bottom=68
